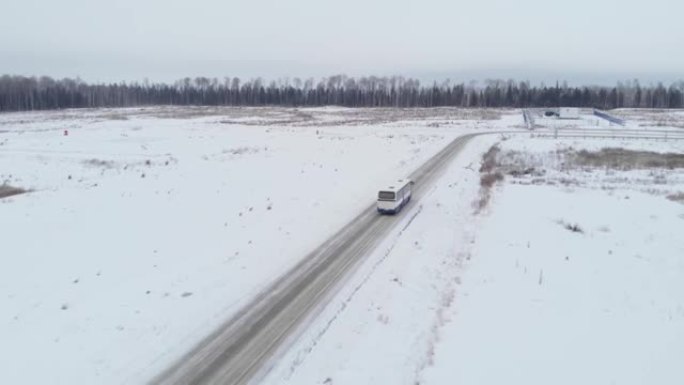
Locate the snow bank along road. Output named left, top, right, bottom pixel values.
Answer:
left=152, top=132, right=488, bottom=385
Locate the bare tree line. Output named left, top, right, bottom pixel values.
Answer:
left=0, top=74, right=683, bottom=112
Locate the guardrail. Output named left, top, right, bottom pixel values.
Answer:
left=593, top=109, right=625, bottom=126
left=531, top=128, right=684, bottom=141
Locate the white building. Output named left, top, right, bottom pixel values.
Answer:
left=559, top=107, right=580, bottom=119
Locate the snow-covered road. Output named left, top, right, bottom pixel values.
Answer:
left=0, top=107, right=516, bottom=384
left=152, top=132, right=496, bottom=385
left=261, top=132, right=684, bottom=385
left=5, top=107, right=682, bottom=385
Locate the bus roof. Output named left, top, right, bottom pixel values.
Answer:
left=380, top=179, right=412, bottom=192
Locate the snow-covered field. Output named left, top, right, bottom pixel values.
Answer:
left=424, top=138, right=684, bottom=385
left=612, top=108, right=684, bottom=129
left=0, top=106, right=516, bottom=384
left=262, top=123, right=684, bottom=385
left=3, top=107, right=683, bottom=385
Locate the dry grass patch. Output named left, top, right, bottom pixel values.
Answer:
left=475, top=144, right=504, bottom=212
left=101, top=113, right=129, bottom=121
left=83, top=158, right=116, bottom=168
left=480, top=172, right=504, bottom=189
left=0, top=184, right=28, bottom=198
left=479, top=145, right=501, bottom=173
left=571, top=148, right=684, bottom=170
left=667, top=192, right=684, bottom=203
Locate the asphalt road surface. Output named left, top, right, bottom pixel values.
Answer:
left=151, top=133, right=480, bottom=385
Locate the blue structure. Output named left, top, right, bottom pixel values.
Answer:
left=593, top=109, right=625, bottom=126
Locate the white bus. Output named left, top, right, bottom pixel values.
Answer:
left=377, top=179, right=413, bottom=215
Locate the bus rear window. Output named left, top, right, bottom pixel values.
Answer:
left=378, top=191, right=395, bottom=200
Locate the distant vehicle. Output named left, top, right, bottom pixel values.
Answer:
left=377, top=179, right=414, bottom=214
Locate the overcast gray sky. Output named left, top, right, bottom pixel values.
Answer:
left=1, top=0, right=682, bottom=85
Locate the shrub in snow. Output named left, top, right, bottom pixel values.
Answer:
left=667, top=192, right=684, bottom=203
left=480, top=172, right=504, bottom=189
left=479, top=145, right=500, bottom=173
left=0, top=184, right=27, bottom=198
left=559, top=221, right=584, bottom=234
